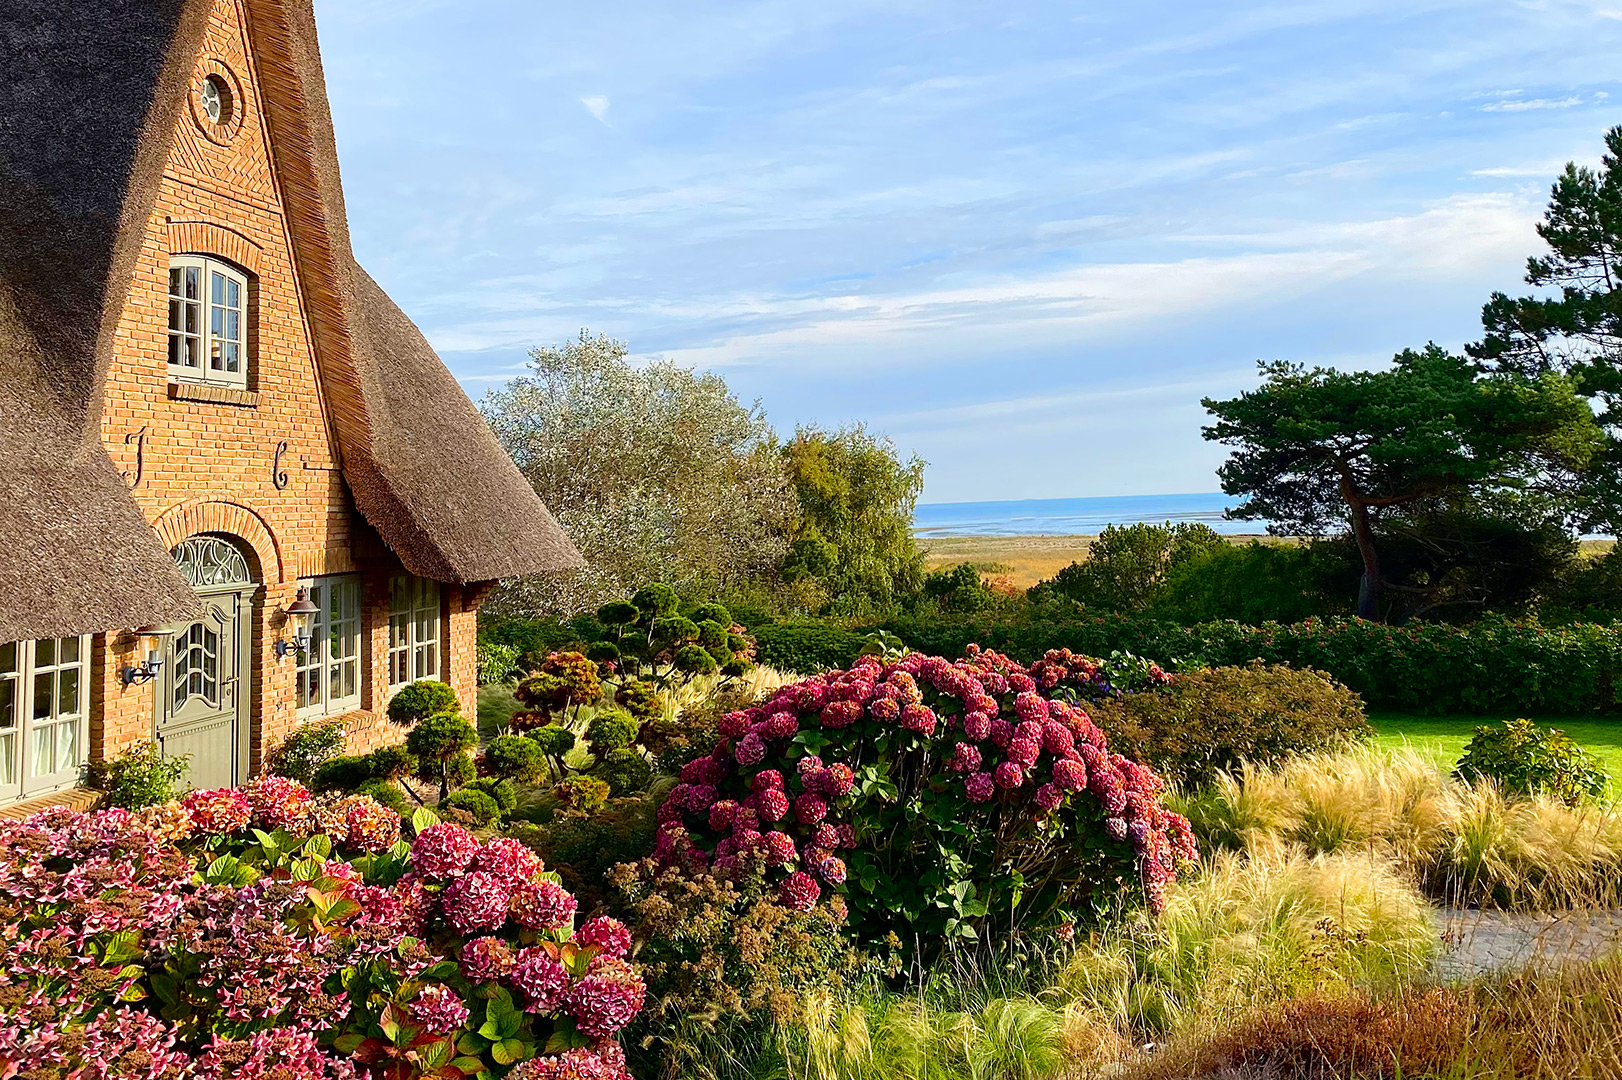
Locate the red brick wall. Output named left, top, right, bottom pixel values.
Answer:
left=89, top=0, right=481, bottom=780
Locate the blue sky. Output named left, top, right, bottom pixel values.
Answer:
left=313, top=0, right=1622, bottom=503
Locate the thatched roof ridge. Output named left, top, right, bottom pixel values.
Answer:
left=0, top=0, right=581, bottom=640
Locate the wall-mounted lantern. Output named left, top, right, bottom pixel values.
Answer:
left=121, top=624, right=173, bottom=686
left=273, top=586, right=320, bottom=660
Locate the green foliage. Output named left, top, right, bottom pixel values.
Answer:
left=554, top=774, right=611, bottom=812
left=441, top=786, right=501, bottom=826
left=464, top=776, right=519, bottom=813
left=508, top=794, right=660, bottom=911
left=527, top=724, right=578, bottom=767
left=353, top=778, right=414, bottom=817
left=264, top=718, right=348, bottom=785
left=922, top=562, right=998, bottom=613
left=483, top=734, right=547, bottom=782
left=1455, top=719, right=1610, bottom=805
left=585, top=587, right=755, bottom=692
left=406, top=712, right=479, bottom=801
left=1472, top=125, right=1622, bottom=534
left=585, top=709, right=638, bottom=754
left=1090, top=663, right=1371, bottom=786
left=480, top=330, right=797, bottom=618
left=782, top=423, right=926, bottom=616
left=476, top=640, right=521, bottom=686
left=84, top=741, right=189, bottom=810
left=634, top=583, right=682, bottom=619
left=674, top=643, right=719, bottom=675
left=364, top=744, right=414, bottom=782
left=1203, top=345, right=1604, bottom=619
left=312, top=754, right=372, bottom=794
left=1156, top=541, right=1348, bottom=624
left=594, top=748, right=653, bottom=796
left=615, top=679, right=661, bottom=720
left=1042, top=523, right=1226, bottom=615
left=608, top=859, right=871, bottom=1080
left=513, top=651, right=602, bottom=726
left=386, top=679, right=462, bottom=727
left=877, top=610, right=1622, bottom=716
left=753, top=621, right=867, bottom=674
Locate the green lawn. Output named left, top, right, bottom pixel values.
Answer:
left=1371, top=711, right=1622, bottom=777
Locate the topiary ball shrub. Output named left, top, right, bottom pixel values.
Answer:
left=364, top=743, right=415, bottom=781
left=655, top=647, right=1196, bottom=959
left=353, top=777, right=414, bottom=818
left=464, top=776, right=519, bottom=812
left=407, top=712, right=479, bottom=801
left=1455, top=719, right=1609, bottom=806
left=311, top=754, right=372, bottom=794
left=596, top=748, right=653, bottom=796
left=386, top=679, right=461, bottom=726
left=1088, top=660, right=1370, bottom=787
left=442, top=786, right=501, bottom=826
left=586, top=709, right=639, bottom=754
left=483, top=734, right=546, bottom=783
left=557, top=775, right=612, bottom=813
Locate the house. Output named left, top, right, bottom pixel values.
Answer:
left=0, top=0, right=582, bottom=810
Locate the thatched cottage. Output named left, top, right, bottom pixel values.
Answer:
left=0, top=0, right=580, bottom=810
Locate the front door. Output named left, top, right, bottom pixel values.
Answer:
left=159, top=536, right=254, bottom=790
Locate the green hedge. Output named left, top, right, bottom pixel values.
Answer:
left=877, top=612, right=1622, bottom=716
left=753, top=621, right=868, bottom=674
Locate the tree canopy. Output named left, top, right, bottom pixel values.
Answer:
left=1202, top=345, right=1602, bottom=619
left=481, top=331, right=797, bottom=616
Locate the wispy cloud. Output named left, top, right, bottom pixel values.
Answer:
left=580, top=94, right=610, bottom=122
left=1479, top=95, right=1585, bottom=111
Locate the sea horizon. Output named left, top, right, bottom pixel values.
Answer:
left=912, top=492, right=1266, bottom=537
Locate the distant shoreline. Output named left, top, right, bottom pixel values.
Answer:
left=911, top=492, right=1261, bottom=538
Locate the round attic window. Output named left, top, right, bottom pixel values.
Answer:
left=200, top=75, right=232, bottom=126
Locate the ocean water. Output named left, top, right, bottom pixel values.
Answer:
left=912, top=493, right=1267, bottom=537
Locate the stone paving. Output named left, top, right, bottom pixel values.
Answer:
left=1432, top=906, right=1622, bottom=979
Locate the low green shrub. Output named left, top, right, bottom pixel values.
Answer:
left=509, top=793, right=660, bottom=910
left=311, top=753, right=371, bottom=794
left=1455, top=719, right=1609, bottom=805
left=482, top=733, right=547, bottom=782
left=385, top=678, right=461, bottom=726
left=353, top=777, right=414, bottom=817
left=363, top=743, right=414, bottom=781
left=406, top=712, right=478, bottom=800
left=264, top=718, right=348, bottom=784
left=441, top=786, right=500, bottom=826
left=585, top=707, right=638, bottom=753
left=463, top=776, right=518, bottom=812
left=1089, top=662, right=1370, bottom=786
left=83, top=741, right=189, bottom=809
left=595, top=747, right=652, bottom=795
left=1155, top=540, right=1349, bottom=624
left=753, top=621, right=866, bottom=673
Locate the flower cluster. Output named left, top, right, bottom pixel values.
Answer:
left=653, top=647, right=1196, bottom=947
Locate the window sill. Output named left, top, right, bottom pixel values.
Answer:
left=168, top=381, right=259, bottom=407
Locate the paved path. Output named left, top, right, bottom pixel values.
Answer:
left=1432, top=906, right=1622, bottom=979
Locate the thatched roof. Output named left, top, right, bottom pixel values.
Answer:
left=0, top=0, right=580, bottom=641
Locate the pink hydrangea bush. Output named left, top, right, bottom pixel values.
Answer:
left=0, top=785, right=642, bottom=1080
left=654, top=647, right=1196, bottom=954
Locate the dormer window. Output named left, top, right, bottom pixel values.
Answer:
left=168, top=255, right=248, bottom=388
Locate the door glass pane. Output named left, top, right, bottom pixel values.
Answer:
left=34, top=639, right=53, bottom=667
left=0, top=679, right=14, bottom=730
left=32, top=673, right=51, bottom=722
left=0, top=642, right=14, bottom=673
left=59, top=636, right=78, bottom=665
left=57, top=722, right=76, bottom=773
left=0, top=732, right=14, bottom=787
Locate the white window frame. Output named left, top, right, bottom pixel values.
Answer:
left=296, top=576, right=363, bottom=718
left=0, top=636, right=92, bottom=804
left=388, top=577, right=442, bottom=689
left=168, top=255, right=248, bottom=388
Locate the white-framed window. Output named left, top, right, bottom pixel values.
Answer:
left=296, top=576, right=363, bottom=717
left=168, top=255, right=248, bottom=388
left=388, top=577, right=441, bottom=688
left=0, top=635, right=91, bottom=804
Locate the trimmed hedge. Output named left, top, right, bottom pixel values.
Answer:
left=753, top=621, right=867, bottom=674
left=879, top=612, right=1622, bottom=715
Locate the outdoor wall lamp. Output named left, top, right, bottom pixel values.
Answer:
left=121, top=625, right=172, bottom=686
left=273, top=586, right=320, bottom=660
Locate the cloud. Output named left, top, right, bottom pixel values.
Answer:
left=580, top=94, right=610, bottom=122
left=1479, top=95, right=1585, bottom=112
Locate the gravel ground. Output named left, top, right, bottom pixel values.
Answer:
left=1432, top=906, right=1622, bottom=979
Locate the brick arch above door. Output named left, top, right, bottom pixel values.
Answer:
left=151, top=499, right=285, bottom=585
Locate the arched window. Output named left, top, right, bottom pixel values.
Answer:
left=168, top=255, right=248, bottom=388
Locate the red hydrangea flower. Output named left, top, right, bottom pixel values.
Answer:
left=734, top=732, right=767, bottom=766
left=962, top=711, right=992, bottom=741
left=867, top=697, right=900, bottom=722
left=411, top=823, right=480, bottom=879
left=574, top=915, right=633, bottom=959
left=949, top=742, right=981, bottom=773
left=1052, top=757, right=1087, bottom=793
left=821, top=700, right=863, bottom=728
left=757, top=788, right=790, bottom=822
left=797, top=755, right=824, bottom=777
left=472, top=837, right=545, bottom=887
left=1043, top=721, right=1075, bottom=755
left=753, top=769, right=785, bottom=792
left=685, top=784, right=718, bottom=812
left=993, top=761, right=1025, bottom=789
left=762, top=831, right=797, bottom=866
left=443, top=870, right=511, bottom=934
left=511, top=947, right=572, bottom=1013
left=965, top=772, right=995, bottom=803
left=460, top=936, right=516, bottom=982
left=778, top=870, right=821, bottom=912
left=824, top=763, right=854, bottom=797
left=412, top=984, right=470, bottom=1035
left=816, top=855, right=847, bottom=884
left=794, top=793, right=828, bottom=826
left=900, top=704, right=937, bottom=736
left=1007, top=736, right=1039, bottom=767
left=567, top=956, right=646, bottom=1039
left=245, top=775, right=311, bottom=830
left=718, top=711, right=751, bottom=738
left=708, top=799, right=738, bottom=832
left=512, top=1047, right=629, bottom=1080
left=1035, top=783, right=1063, bottom=813
left=344, top=796, right=400, bottom=854
left=182, top=788, right=252, bottom=834
left=987, top=719, right=1014, bottom=748
left=812, top=823, right=840, bottom=849
left=834, top=823, right=857, bottom=848
left=1089, top=766, right=1128, bottom=814
left=509, top=879, right=578, bottom=931
left=763, top=711, right=799, bottom=739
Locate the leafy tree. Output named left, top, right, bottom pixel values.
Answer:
left=781, top=424, right=926, bottom=615
left=481, top=331, right=798, bottom=616
left=1041, top=522, right=1225, bottom=614
left=921, top=562, right=998, bottom=612
left=1202, top=346, right=1603, bottom=619
left=1156, top=539, right=1350, bottom=624
left=407, top=713, right=479, bottom=801
left=1472, top=125, right=1622, bottom=530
